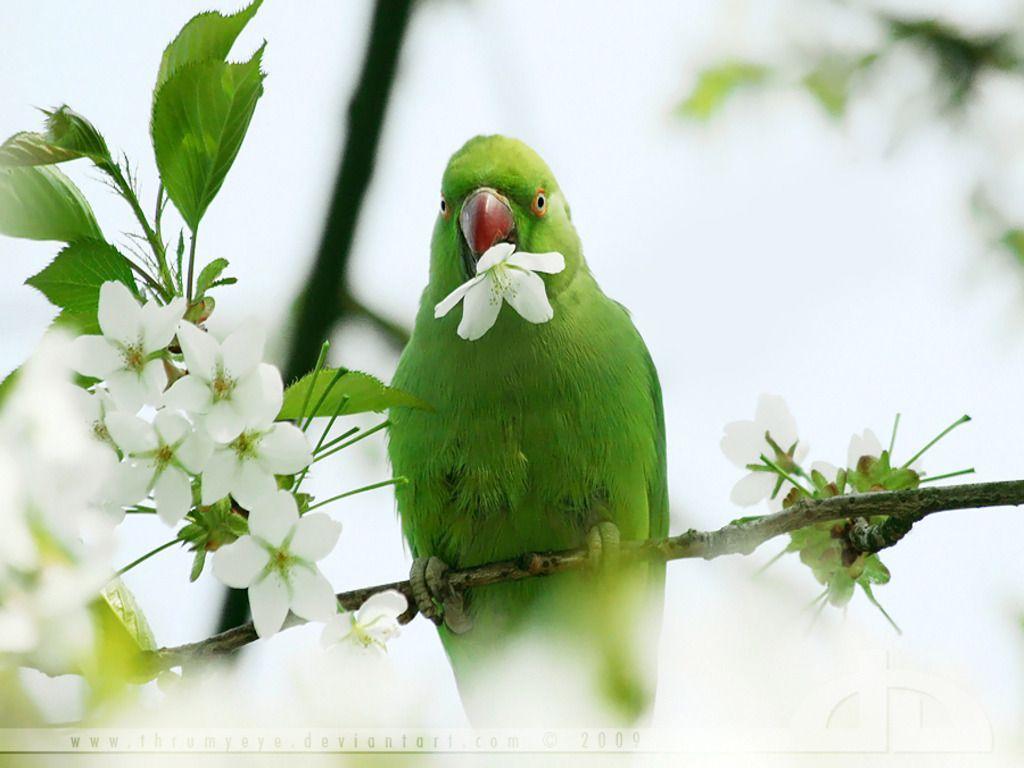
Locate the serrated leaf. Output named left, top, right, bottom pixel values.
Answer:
left=152, top=49, right=266, bottom=231
left=677, top=61, right=768, bottom=121
left=279, top=368, right=430, bottom=421
left=0, top=165, right=101, bottom=242
left=0, top=132, right=79, bottom=167
left=0, top=107, right=110, bottom=168
left=155, top=0, right=263, bottom=91
left=195, top=257, right=229, bottom=296
left=26, top=239, right=137, bottom=331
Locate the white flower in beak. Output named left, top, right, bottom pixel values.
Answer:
left=434, top=242, right=565, bottom=341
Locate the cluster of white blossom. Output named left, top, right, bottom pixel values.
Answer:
left=3, top=281, right=406, bottom=655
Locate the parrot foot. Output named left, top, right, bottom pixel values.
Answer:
left=586, top=520, right=621, bottom=572
left=409, top=556, right=473, bottom=635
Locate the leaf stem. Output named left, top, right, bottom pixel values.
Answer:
left=312, top=420, right=389, bottom=464
left=313, top=425, right=360, bottom=455
left=759, top=453, right=814, bottom=498
left=185, top=230, right=199, bottom=303
left=296, top=341, right=330, bottom=430
left=919, top=467, right=976, bottom=484
left=901, top=414, right=971, bottom=469
left=888, top=412, right=901, bottom=455
left=115, top=538, right=179, bottom=576
left=302, top=367, right=347, bottom=432
left=104, top=161, right=174, bottom=297
left=305, top=477, right=406, bottom=511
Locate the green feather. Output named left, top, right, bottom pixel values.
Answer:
left=388, top=136, right=668, bottom=722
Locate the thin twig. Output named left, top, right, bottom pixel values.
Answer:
left=151, top=479, right=1024, bottom=669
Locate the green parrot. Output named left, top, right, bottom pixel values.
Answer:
left=388, top=135, right=668, bottom=722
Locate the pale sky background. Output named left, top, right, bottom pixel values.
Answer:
left=3, top=0, right=1024, bottom=747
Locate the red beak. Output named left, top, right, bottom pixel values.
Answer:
left=459, top=188, right=515, bottom=257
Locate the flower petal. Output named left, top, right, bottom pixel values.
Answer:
left=434, top=274, right=486, bottom=319
left=847, top=429, right=883, bottom=468
left=356, top=589, right=408, bottom=625
left=201, top=450, right=237, bottom=505
left=162, top=374, right=213, bottom=414
left=720, top=420, right=765, bottom=468
left=142, top=297, right=186, bottom=352
left=140, top=359, right=168, bottom=407
left=729, top=471, right=776, bottom=506
left=320, top=613, right=353, bottom=648
left=98, top=281, right=143, bottom=345
left=213, top=535, right=268, bottom=589
left=506, top=250, right=565, bottom=274
left=69, top=336, right=122, bottom=379
left=475, top=242, right=515, bottom=272
left=221, top=323, right=265, bottom=380
left=257, top=423, right=311, bottom=475
left=246, top=489, right=298, bottom=547
left=108, top=460, right=152, bottom=506
left=176, top=429, right=213, bottom=474
left=234, top=363, right=282, bottom=428
left=153, top=410, right=189, bottom=446
left=231, top=461, right=278, bottom=511
left=290, top=512, right=342, bottom=562
left=249, top=572, right=290, bottom=638
left=755, top=394, right=798, bottom=451
left=154, top=466, right=192, bottom=525
left=457, top=278, right=501, bottom=341
left=504, top=268, right=554, bottom=324
left=176, top=321, right=218, bottom=381
left=104, top=412, right=158, bottom=454
left=288, top=566, right=337, bottom=622
left=205, top=400, right=246, bottom=443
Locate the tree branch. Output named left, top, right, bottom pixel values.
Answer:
left=151, top=479, right=1024, bottom=669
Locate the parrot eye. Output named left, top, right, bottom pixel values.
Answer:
left=531, top=188, right=547, bottom=217
left=440, top=194, right=451, bottom=220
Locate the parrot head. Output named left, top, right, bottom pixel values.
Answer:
left=430, top=135, right=582, bottom=300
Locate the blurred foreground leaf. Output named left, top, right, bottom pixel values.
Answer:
left=0, top=165, right=101, bottom=242
left=677, top=61, right=768, bottom=120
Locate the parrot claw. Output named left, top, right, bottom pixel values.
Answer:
left=409, top=556, right=473, bottom=634
left=586, top=520, right=621, bottom=573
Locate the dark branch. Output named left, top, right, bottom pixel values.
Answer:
left=153, top=479, right=1024, bottom=669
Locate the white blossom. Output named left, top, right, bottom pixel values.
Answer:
left=721, top=394, right=808, bottom=507
left=321, top=590, right=407, bottom=654
left=105, top=410, right=213, bottom=525
left=198, top=366, right=311, bottom=510
left=847, top=428, right=884, bottom=468
left=434, top=242, right=565, bottom=341
left=164, top=321, right=280, bottom=443
left=213, top=490, right=341, bottom=638
left=69, top=281, right=185, bottom=412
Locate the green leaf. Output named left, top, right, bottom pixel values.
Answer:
left=195, top=256, right=229, bottom=296
left=677, top=61, right=768, bottom=121
left=26, top=239, right=137, bottom=332
left=86, top=579, right=160, bottom=696
left=0, top=165, right=101, bottom=242
left=151, top=48, right=266, bottom=231
left=189, top=548, right=207, bottom=582
left=0, top=106, right=111, bottom=168
left=155, top=0, right=263, bottom=91
left=99, top=578, right=157, bottom=653
left=0, top=132, right=79, bottom=167
left=1002, top=228, right=1024, bottom=265
left=0, top=367, right=19, bottom=408
left=279, top=368, right=431, bottom=421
